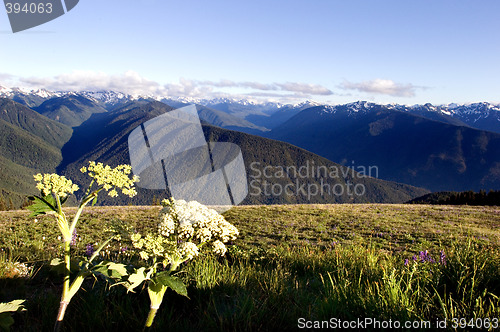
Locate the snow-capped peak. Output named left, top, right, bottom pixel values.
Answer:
left=0, top=85, right=13, bottom=96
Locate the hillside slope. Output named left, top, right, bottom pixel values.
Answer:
left=269, top=104, right=500, bottom=192
left=58, top=101, right=428, bottom=205
left=0, top=99, right=73, bottom=205
left=34, top=95, right=107, bottom=127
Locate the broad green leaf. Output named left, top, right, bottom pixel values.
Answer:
left=0, top=312, right=14, bottom=331
left=49, top=258, right=65, bottom=274
left=26, top=195, right=57, bottom=217
left=90, top=261, right=126, bottom=281
left=0, top=300, right=25, bottom=331
left=154, top=272, right=189, bottom=298
left=106, top=268, right=126, bottom=280
left=0, top=300, right=26, bottom=313
left=107, top=262, right=128, bottom=277
left=125, top=267, right=148, bottom=293
left=49, top=258, right=79, bottom=274
left=91, top=263, right=110, bottom=276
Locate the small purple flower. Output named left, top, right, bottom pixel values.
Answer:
left=412, top=255, right=418, bottom=261
left=404, top=259, right=409, bottom=266
left=85, top=244, right=95, bottom=257
left=440, top=250, right=446, bottom=265
left=419, top=250, right=430, bottom=262
left=70, top=229, right=78, bottom=246
left=121, top=246, right=128, bottom=253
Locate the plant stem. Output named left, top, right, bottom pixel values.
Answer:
left=54, top=240, right=71, bottom=332
left=69, top=189, right=100, bottom=236
left=54, top=300, right=69, bottom=332
left=63, top=241, right=71, bottom=295
left=144, top=307, right=158, bottom=330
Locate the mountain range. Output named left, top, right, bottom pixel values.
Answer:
left=1, top=86, right=499, bottom=133
left=268, top=102, right=500, bottom=191
left=0, top=85, right=499, bottom=201
left=55, top=100, right=426, bottom=205
left=0, top=92, right=429, bottom=207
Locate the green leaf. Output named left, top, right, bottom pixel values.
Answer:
left=89, top=261, right=127, bottom=282
left=49, top=258, right=66, bottom=274
left=0, top=312, right=14, bottom=331
left=125, top=267, right=148, bottom=293
left=26, top=195, right=57, bottom=217
left=49, top=258, right=79, bottom=274
left=154, top=272, right=189, bottom=298
left=0, top=300, right=25, bottom=331
left=91, top=263, right=109, bottom=276
left=107, top=262, right=128, bottom=277
left=0, top=300, right=26, bottom=314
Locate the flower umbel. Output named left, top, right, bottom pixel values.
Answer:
left=33, top=173, right=79, bottom=198
left=123, top=198, right=239, bottom=329
left=128, top=198, right=239, bottom=269
left=80, top=161, right=139, bottom=198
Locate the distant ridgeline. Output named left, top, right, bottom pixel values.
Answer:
left=408, top=190, right=500, bottom=206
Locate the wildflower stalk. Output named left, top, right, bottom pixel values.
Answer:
left=28, top=162, right=139, bottom=332
left=144, top=258, right=172, bottom=330
left=54, top=191, right=100, bottom=332
left=122, top=198, right=239, bottom=329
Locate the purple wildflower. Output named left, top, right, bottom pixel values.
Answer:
left=440, top=250, right=446, bottom=265
left=70, top=229, right=78, bottom=246
left=85, top=244, right=95, bottom=257
left=419, top=250, right=431, bottom=262
left=404, top=259, right=409, bottom=266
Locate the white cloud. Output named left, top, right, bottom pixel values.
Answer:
left=19, top=70, right=166, bottom=96
left=1, top=71, right=334, bottom=103
left=340, top=79, right=422, bottom=97
left=275, top=82, right=333, bottom=95
left=195, top=80, right=333, bottom=95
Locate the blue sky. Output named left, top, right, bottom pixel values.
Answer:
left=1, top=0, right=499, bottom=105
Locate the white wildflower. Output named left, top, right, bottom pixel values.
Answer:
left=196, top=228, right=212, bottom=242
left=158, top=213, right=175, bottom=237
left=212, top=240, right=227, bottom=256
left=178, top=224, right=194, bottom=239
left=178, top=242, right=199, bottom=260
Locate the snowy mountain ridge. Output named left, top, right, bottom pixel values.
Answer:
left=0, top=85, right=498, bottom=122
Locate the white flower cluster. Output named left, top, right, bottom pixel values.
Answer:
left=3, top=261, right=31, bottom=278
left=131, top=198, right=239, bottom=270
left=159, top=198, right=239, bottom=254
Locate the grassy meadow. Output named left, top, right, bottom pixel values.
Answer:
left=0, top=204, right=499, bottom=331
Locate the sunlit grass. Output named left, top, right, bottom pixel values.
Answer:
left=0, top=204, right=499, bottom=331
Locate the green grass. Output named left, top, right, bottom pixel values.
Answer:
left=0, top=204, right=499, bottom=331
